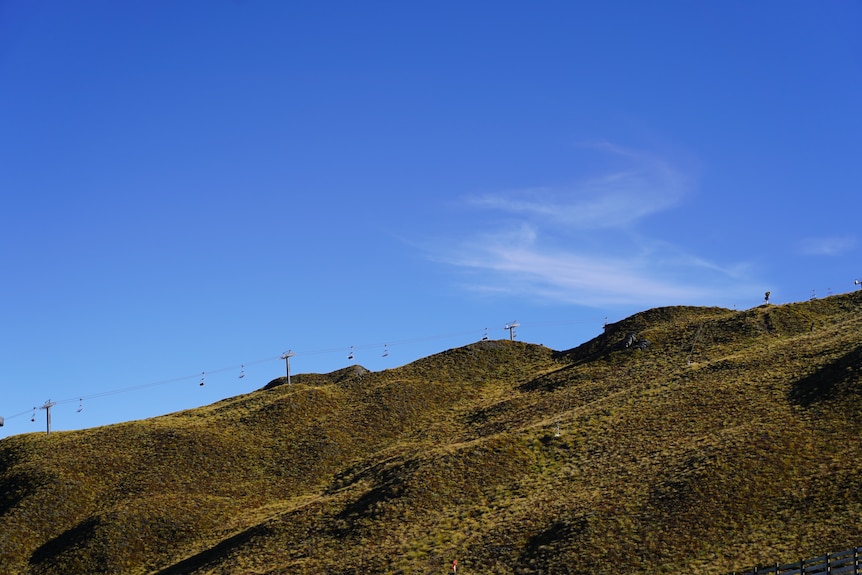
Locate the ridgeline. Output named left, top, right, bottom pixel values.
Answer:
left=2, top=293, right=861, bottom=574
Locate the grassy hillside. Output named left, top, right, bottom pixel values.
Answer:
left=2, top=293, right=861, bottom=575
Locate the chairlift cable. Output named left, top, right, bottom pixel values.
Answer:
left=4, top=316, right=607, bottom=431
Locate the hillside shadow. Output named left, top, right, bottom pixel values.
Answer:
left=151, top=523, right=272, bottom=575
left=328, top=458, right=417, bottom=536
left=789, top=345, right=862, bottom=406
left=29, top=517, right=100, bottom=569
left=1, top=468, right=54, bottom=519
left=518, top=517, right=589, bottom=571
left=519, top=366, right=588, bottom=392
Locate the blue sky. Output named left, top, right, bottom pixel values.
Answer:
left=2, top=1, right=860, bottom=438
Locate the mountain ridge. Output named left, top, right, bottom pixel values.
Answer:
left=2, top=293, right=861, bottom=574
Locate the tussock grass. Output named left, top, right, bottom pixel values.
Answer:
left=2, top=293, right=862, bottom=574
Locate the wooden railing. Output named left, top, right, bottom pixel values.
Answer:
left=729, top=547, right=861, bottom=575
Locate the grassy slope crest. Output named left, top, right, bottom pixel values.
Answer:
left=1, top=293, right=861, bottom=574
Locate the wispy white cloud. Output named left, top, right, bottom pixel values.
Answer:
left=797, top=235, right=856, bottom=256
left=466, top=148, right=687, bottom=230
left=435, top=224, right=749, bottom=306
left=428, top=145, right=762, bottom=308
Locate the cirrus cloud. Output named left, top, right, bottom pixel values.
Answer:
left=428, top=144, right=763, bottom=308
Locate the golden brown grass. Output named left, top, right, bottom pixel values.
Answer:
left=2, top=293, right=861, bottom=574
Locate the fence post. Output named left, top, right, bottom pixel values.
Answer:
left=801, top=557, right=805, bottom=575
left=855, top=547, right=859, bottom=575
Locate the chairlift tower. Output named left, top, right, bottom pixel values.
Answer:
left=281, top=350, right=296, bottom=385
left=505, top=321, right=520, bottom=341
left=39, top=400, right=56, bottom=435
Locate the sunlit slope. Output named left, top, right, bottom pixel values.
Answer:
left=2, top=292, right=861, bottom=575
